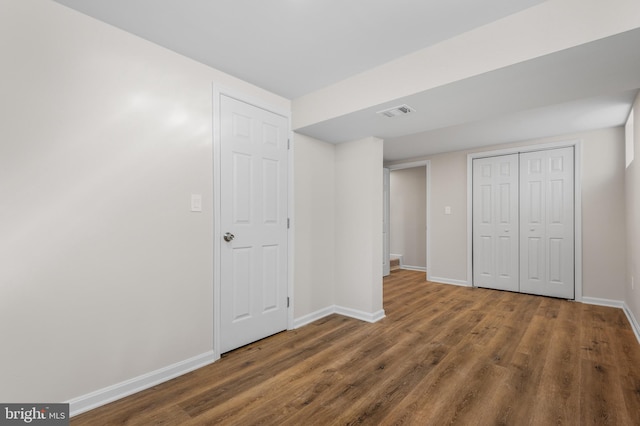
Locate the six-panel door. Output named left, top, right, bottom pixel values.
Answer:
left=220, top=95, right=288, bottom=353
left=519, top=147, right=574, bottom=299
left=472, top=154, right=519, bottom=292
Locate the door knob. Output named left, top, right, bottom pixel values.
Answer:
left=223, top=232, right=235, bottom=242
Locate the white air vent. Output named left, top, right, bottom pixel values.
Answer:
left=377, top=104, right=415, bottom=118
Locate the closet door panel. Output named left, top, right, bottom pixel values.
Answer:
left=472, top=154, right=519, bottom=292
left=520, top=147, right=574, bottom=299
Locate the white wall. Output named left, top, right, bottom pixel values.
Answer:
left=335, top=138, right=384, bottom=315
left=386, top=127, right=628, bottom=301
left=293, top=133, right=335, bottom=318
left=0, top=0, right=288, bottom=404
left=390, top=167, right=426, bottom=268
left=626, top=94, right=640, bottom=324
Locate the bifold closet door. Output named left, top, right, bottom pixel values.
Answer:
left=472, top=154, right=519, bottom=292
left=519, top=147, right=574, bottom=299
left=473, top=147, right=575, bottom=299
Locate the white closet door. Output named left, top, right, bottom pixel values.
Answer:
left=472, top=154, right=519, bottom=292
left=519, top=147, right=574, bottom=299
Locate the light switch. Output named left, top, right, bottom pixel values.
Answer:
left=191, top=194, right=202, bottom=212
left=445, top=206, right=452, bottom=215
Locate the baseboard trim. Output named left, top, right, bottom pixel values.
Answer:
left=622, top=303, right=640, bottom=344
left=429, top=276, right=470, bottom=287
left=336, top=306, right=386, bottom=323
left=67, top=351, right=217, bottom=417
left=294, top=305, right=386, bottom=328
left=401, top=265, right=426, bottom=272
left=581, top=297, right=625, bottom=308
left=293, top=306, right=335, bottom=329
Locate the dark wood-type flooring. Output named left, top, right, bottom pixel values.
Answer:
left=72, top=269, right=640, bottom=425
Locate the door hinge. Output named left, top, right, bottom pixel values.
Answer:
left=287, top=139, right=290, bottom=149
left=287, top=297, right=290, bottom=308
left=287, top=218, right=290, bottom=229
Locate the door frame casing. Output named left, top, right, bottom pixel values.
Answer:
left=466, top=139, right=583, bottom=301
left=212, top=85, right=294, bottom=360
left=383, top=168, right=390, bottom=276
left=386, top=160, right=431, bottom=280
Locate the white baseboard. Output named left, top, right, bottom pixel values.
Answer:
left=389, top=256, right=427, bottom=272
left=581, top=297, right=625, bottom=308
left=68, top=351, right=217, bottom=417
left=623, top=303, right=640, bottom=344
left=401, top=265, right=426, bottom=272
left=293, top=306, right=335, bottom=329
left=429, top=276, right=471, bottom=287
left=336, top=306, right=385, bottom=323
left=389, top=254, right=403, bottom=261
left=294, top=305, right=385, bottom=328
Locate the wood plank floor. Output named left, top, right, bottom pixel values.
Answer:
left=72, top=270, right=640, bottom=425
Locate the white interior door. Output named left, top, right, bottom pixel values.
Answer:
left=472, top=154, right=519, bottom=292
left=520, top=147, right=574, bottom=299
left=383, top=168, right=390, bottom=277
left=220, top=95, right=288, bottom=353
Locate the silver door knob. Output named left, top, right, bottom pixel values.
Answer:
left=223, top=232, right=235, bottom=242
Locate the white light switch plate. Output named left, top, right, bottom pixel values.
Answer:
left=191, top=194, right=202, bottom=212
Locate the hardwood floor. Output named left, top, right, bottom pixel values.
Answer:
left=72, top=270, right=640, bottom=425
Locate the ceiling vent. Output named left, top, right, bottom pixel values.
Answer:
left=377, top=104, right=415, bottom=118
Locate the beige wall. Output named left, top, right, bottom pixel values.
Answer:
left=335, top=138, right=384, bottom=314
left=390, top=167, right=427, bottom=268
left=0, top=0, right=288, bottom=404
left=581, top=127, right=627, bottom=300
left=626, top=94, right=640, bottom=323
left=386, top=127, right=628, bottom=301
left=293, top=133, right=335, bottom=318
left=426, top=153, right=469, bottom=282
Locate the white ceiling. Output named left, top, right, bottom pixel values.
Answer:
left=52, top=0, right=639, bottom=161
left=52, top=0, right=543, bottom=99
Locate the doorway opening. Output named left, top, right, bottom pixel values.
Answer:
left=383, top=161, right=431, bottom=281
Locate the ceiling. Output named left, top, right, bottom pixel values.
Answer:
left=52, top=0, right=543, bottom=99
left=53, top=0, right=639, bottom=161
